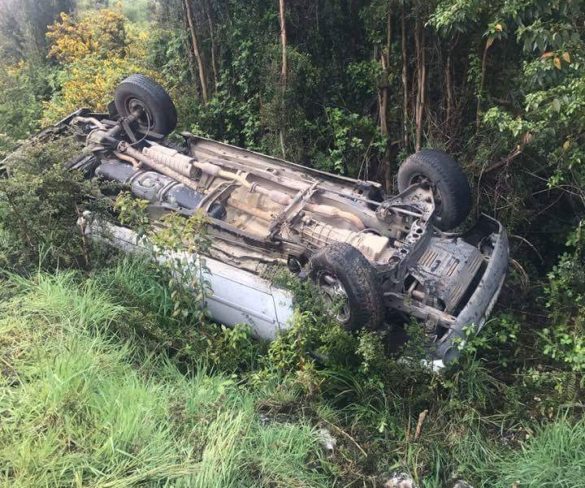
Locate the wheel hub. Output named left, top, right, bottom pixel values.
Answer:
left=318, top=272, right=351, bottom=323
left=126, top=98, right=152, bottom=130
left=410, top=174, right=443, bottom=222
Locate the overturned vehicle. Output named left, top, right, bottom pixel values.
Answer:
left=53, top=75, right=508, bottom=367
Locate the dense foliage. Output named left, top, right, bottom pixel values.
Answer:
left=0, top=0, right=584, bottom=486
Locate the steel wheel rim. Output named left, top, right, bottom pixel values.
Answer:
left=125, top=97, right=152, bottom=130
left=317, top=271, right=351, bottom=324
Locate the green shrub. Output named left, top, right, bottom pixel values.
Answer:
left=541, top=222, right=585, bottom=372
left=0, top=135, right=108, bottom=271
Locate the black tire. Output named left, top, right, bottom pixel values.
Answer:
left=309, top=243, right=384, bottom=331
left=115, top=74, right=177, bottom=137
left=397, top=149, right=472, bottom=230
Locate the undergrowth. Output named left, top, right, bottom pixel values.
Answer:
left=0, top=135, right=110, bottom=272
left=0, top=270, right=330, bottom=487
left=1, top=259, right=583, bottom=486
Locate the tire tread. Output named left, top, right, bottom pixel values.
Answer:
left=310, top=243, right=384, bottom=331
left=397, top=149, right=471, bottom=230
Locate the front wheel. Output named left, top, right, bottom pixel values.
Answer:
left=309, top=243, right=384, bottom=331
left=397, top=149, right=472, bottom=231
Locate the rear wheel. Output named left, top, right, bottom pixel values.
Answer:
left=397, top=149, right=472, bottom=230
left=310, top=243, right=384, bottom=331
left=115, top=74, right=177, bottom=137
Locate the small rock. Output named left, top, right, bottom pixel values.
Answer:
left=317, top=428, right=337, bottom=454
left=384, top=472, right=417, bottom=488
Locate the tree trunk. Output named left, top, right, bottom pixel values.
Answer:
left=378, top=9, right=392, bottom=190
left=379, top=51, right=389, bottom=137
left=182, top=8, right=198, bottom=91
left=184, top=0, right=209, bottom=104
left=279, top=0, right=288, bottom=86
left=445, top=49, right=453, bottom=131
left=476, top=37, right=492, bottom=130
left=278, top=0, right=287, bottom=158
left=401, top=7, right=408, bottom=149
left=414, top=16, right=426, bottom=152
left=204, top=0, right=219, bottom=91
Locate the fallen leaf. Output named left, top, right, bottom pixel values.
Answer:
left=553, top=57, right=561, bottom=69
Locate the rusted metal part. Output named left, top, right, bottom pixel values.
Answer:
left=124, top=141, right=366, bottom=230
left=118, top=141, right=202, bottom=192
left=143, top=143, right=199, bottom=177
left=385, top=291, right=456, bottom=325
left=229, top=198, right=273, bottom=221
left=305, top=203, right=365, bottom=230
left=289, top=218, right=394, bottom=262
left=412, top=236, right=484, bottom=312
left=71, top=116, right=108, bottom=130
left=268, top=181, right=319, bottom=238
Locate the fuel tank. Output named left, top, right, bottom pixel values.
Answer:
left=96, top=159, right=226, bottom=219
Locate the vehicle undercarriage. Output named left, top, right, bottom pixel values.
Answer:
left=46, top=75, right=509, bottom=366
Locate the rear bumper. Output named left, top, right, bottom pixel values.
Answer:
left=431, top=215, right=509, bottom=367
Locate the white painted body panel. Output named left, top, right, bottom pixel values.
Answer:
left=202, top=258, right=294, bottom=340
left=81, top=216, right=294, bottom=340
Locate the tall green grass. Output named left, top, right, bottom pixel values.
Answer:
left=495, top=417, right=585, bottom=488
left=1, top=262, right=584, bottom=487
left=0, top=270, right=330, bottom=487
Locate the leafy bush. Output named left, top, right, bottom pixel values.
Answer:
left=47, top=9, right=128, bottom=63
left=0, top=135, right=107, bottom=271
left=320, top=107, right=385, bottom=177
left=42, top=7, right=158, bottom=123
left=0, top=62, right=56, bottom=155
left=541, top=222, right=585, bottom=372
